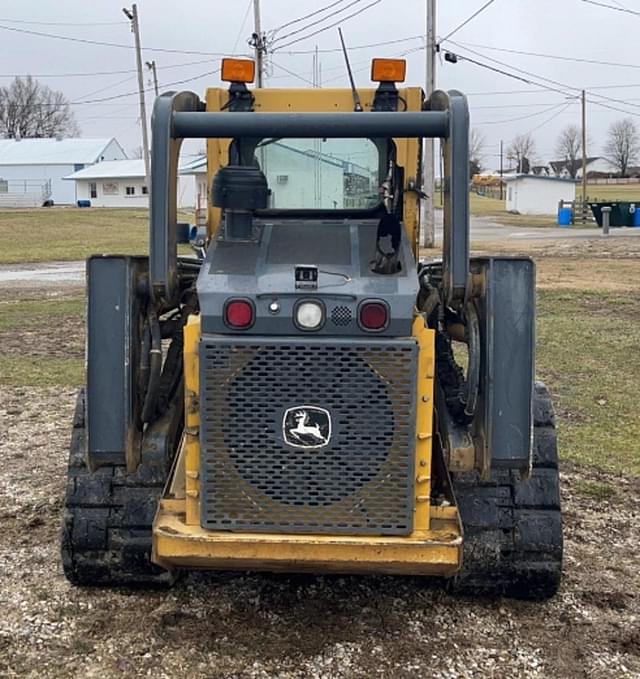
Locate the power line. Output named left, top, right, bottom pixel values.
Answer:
left=271, top=0, right=350, bottom=33
left=446, top=41, right=640, bottom=112
left=440, top=0, right=497, bottom=42
left=0, top=17, right=127, bottom=26
left=270, top=60, right=316, bottom=86
left=278, top=34, right=423, bottom=54
left=526, top=103, right=573, bottom=134
left=0, top=22, right=244, bottom=56
left=232, top=0, right=253, bottom=54
left=450, top=39, right=640, bottom=70
left=0, top=58, right=217, bottom=79
left=581, top=0, right=640, bottom=16
left=272, top=0, right=367, bottom=44
left=16, top=68, right=221, bottom=108
left=474, top=102, right=571, bottom=126
left=272, top=0, right=382, bottom=51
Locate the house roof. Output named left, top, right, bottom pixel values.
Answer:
left=549, top=156, right=601, bottom=173
left=63, top=159, right=146, bottom=180
left=503, top=173, right=578, bottom=183
left=0, top=137, right=122, bottom=165
left=64, top=157, right=201, bottom=181
left=179, top=154, right=207, bottom=175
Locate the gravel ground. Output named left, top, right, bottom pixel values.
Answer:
left=0, top=387, right=638, bottom=679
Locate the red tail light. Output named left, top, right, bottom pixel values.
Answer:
left=224, top=299, right=254, bottom=329
left=359, top=301, right=388, bottom=331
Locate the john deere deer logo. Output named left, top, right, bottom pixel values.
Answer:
left=282, top=406, right=331, bottom=448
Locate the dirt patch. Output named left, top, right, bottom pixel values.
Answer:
left=468, top=235, right=640, bottom=261
left=0, top=316, right=83, bottom=359
left=0, top=387, right=638, bottom=679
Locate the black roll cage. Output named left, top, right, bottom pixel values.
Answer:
left=149, top=91, right=470, bottom=308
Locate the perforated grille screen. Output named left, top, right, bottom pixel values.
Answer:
left=200, top=336, right=417, bottom=535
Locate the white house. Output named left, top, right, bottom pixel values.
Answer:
left=549, top=156, right=618, bottom=179
left=65, top=158, right=197, bottom=208
left=179, top=155, right=208, bottom=211
left=0, top=137, right=126, bottom=206
left=504, top=175, right=576, bottom=215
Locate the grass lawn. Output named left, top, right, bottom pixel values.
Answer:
left=581, top=183, right=640, bottom=202
left=0, top=207, right=194, bottom=264
left=1, top=256, right=638, bottom=476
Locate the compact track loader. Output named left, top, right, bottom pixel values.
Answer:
left=61, top=58, right=562, bottom=598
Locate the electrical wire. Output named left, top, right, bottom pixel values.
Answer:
left=272, top=0, right=382, bottom=51
left=474, top=102, right=572, bottom=126
left=0, top=58, right=218, bottom=79
left=269, top=60, right=317, bottom=86
left=271, top=0, right=367, bottom=44
left=270, top=0, right=350, bottom=33
left=449, top=39, right=640, bottom=71
left=440, top=0, right=497, bottom=42
left=581, top=0, right=640, bottom=16
left=446, top=42, right=640, bottom=112
left=232, top=0, right=253, bottom=54
left=0, top=22, right=242, bottom=56
left=18, top=68, right=220, bottom=108
left=0, top=17, right=127, bottom=26
left=278, top=34, right=423, bottom=54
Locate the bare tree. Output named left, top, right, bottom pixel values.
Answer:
left=555, top=125, right=582, bottom=178
left=129, top=145, right=144, bottom=159
left=507, top=133, right=536, bottom=174
left=469, top=128, right=485, bottom=179
left=0, top=76, right=79, bottom=139
left=604, top=118, right=640, bottom=177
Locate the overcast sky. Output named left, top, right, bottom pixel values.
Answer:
left=1, top=0, right=637, bottom=169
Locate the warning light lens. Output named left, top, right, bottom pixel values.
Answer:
left=359, top=301, right=389, bottom=331
left=221, top=58, right=256, bottom=83
left=371, top=58, right=407, bottom=83
left=225, top=299, right=254, bottom=329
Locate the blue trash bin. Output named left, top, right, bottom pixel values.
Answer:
left=557, top=206, right=573, bottom=226
left=634, top=205, right=640, bottom=227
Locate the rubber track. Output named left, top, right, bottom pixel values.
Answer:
left=450, top=382, right=563, bottom=599
left=60, top=392, right=173, bottom=586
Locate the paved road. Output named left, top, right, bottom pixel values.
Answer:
left=436, top=212, right=640, bottom=243
left=0, top=261, right=84, bottom=285
left=1, top=215, right=638, bottom=285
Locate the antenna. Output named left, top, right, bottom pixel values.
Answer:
left=338, top=28, right=363, bottom=112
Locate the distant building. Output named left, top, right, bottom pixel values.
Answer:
left=64, top=158, right=196, bottom=208
left=549, top=156, right=618, bottom=179
left=179, top=155, right=208, bottom=211
left=504, top=174, right=576, bottom=215
left=0, top=137, right=126, bottom=207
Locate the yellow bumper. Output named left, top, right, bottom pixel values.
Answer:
left=153, top=499, right=462, bottom=576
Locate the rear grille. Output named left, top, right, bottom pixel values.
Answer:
left=330, top=305, right=352, bottom=326
left=200, top=336, right=417, bottom=535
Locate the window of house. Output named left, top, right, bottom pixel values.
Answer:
left=125, top=186, right=135, bottom=196
left=142, top=185, right=148, bottom=195
left=0, top=179, right=8, bottom=194
left=89, top=182, right=97, bottom=199
left=74, top=163, right=85, bottom=172
left=103, top=182, right=119, bottom=195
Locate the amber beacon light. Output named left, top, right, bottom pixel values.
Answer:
left=371, top=58, right=407, bottom=83
left=221, top=58, right=256, bottom=83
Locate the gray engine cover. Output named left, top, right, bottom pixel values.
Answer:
left=197, top=219, right=419, bottom=337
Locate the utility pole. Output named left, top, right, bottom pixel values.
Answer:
left=146, top=60, right=159, bottom=96
left=499, top=139, right=504, bottom=201
left=123, top=4, right=150, bottom=184
left=421, top=0, right=436, bottom=248
left=581, top=89, right=587, bottom=219
left=253, top=0, right=265, bottom=87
